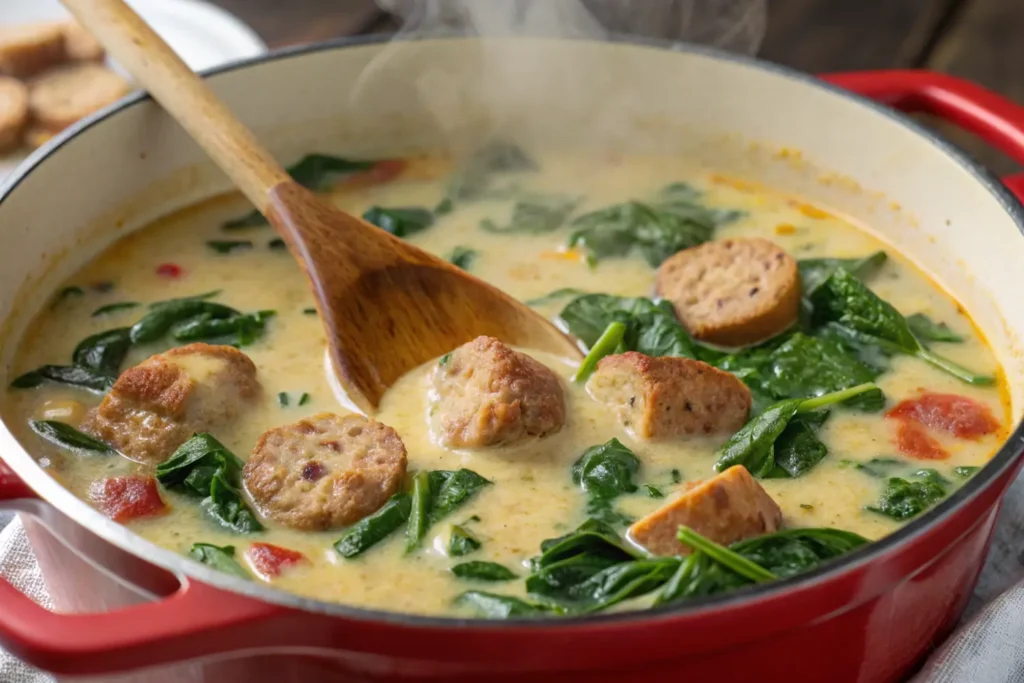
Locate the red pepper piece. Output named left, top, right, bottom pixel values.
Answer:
left=89, top=476, right=166, bottom=522
left=887, top=392, right=1000, bottom=439
left=246, top=542, right=307, bottom=580
left=156, top=263, right=183, bottom=278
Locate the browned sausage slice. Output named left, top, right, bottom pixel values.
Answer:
left=0, top=23, right=66, bottom=78
left=656, top=237, right=800, bottom=347
left=587, top=352, right=751, bottom=440
left=243, top=413, right=407, bottom=531
left=86, top=343, right=260, bottom=464
left=0, top=77, right=28, bottom=152
left=29, top=63, right=131, bottom=132
left=628, top=466, right=783, bottom=556
left=432, top=336, right=566, bottom=448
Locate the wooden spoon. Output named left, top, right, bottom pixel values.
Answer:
left=61, top=0, right=582, bottom=413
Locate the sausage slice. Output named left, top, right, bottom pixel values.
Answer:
left=656, top=238, right=800, bottom=347
left=431, top=336, right=566, bottom=448
left=61, top=22, right=105, bottom=63
left=243, top=413, right=407, bottom=531
left=628, top=466, right=783, bottom=556
left=29, top=63, right=131, bottom=132
left=0, top=23, right=66, bottom=78
left=86, top=343, right=260, bottom=464
left=587, top=352, right=751, bottom=440
left=0, top=77, right=28, bottom=152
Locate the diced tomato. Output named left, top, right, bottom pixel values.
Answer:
left=246, top=542, right=306, bottom=580
left=887, top=393, right=1000, bottom=439
left=156, top=263, right=183, bottom=278
left=894, top=421, right=950, bottom=460
left=89, top=476, right=166, bottom=522
left=338, top=159, right=407, bottom=189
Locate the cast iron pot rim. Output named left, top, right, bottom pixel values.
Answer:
left=2, top=32, right=1023, bottom=632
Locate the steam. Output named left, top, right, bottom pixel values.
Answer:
left=351, top=0, right=767, bottom=157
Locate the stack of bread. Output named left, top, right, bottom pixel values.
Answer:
left=0, top=21, right=131, bottom=153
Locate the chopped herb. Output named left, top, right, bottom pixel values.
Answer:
left=52, top=286, right=84, bottom=308
left=277, top=392, right=289, bottom=407
left=92, top=302, right=140, bottom=317
left=642, top=484, right=664, bottom=498
left=525, top=288, right=590, bottom=306
left=572, top=321, right=626, bottom=383
left=799, top=503, right=814, bottom=510
left=303, top=307, right=317, bottom=315
left=298, top=392, right=310, bottom=406
left=334, top=492, right=412, bottom=558
left=438, top=352, right=452, bottom=366
left=188, top=543, right=250, bottom=579
left=451, top=561, right=517, bottom=582
left=72, top=328, right=132, bottom=376
left=30, top=420, right=112, bottom=454
left=267, top=238, right=286, bottom=250
left=362, top=206, right=434, bottom=238
left=447, top=246, right=478, bottom=270
left=10, top=365, right=115, bottom=393
left=906, top=313, right=965, bottom=344
left=449, top=525, right=482, bottom=556
left=670, top=469, right=683, bottom=484
left=206, top=240, right=253, bottom=254
left=155, top=434, right=263, bottom=533
left=867, top=476, right=947, bottom=520
left=714, top=383, right=879, bottom=478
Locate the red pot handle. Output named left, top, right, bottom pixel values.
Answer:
left=822, top=70, right=1024, bottom=201
left=0, top=456, right=287, bottom=675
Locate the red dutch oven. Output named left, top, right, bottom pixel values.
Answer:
left=0, top=35, right=1024, bottom=682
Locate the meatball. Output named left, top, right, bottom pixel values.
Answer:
left=628, top=466, right=783, bottom=556
left=587, top=352, right=751, bottom=440
left=431, top=336, right=566, bottom=448
left=86, top=343, right=260, bottom=464
left=243, top=413, right=407, bottom=531
left=656, top=237, right=800, bottom=347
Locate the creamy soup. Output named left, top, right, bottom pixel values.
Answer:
left=2, top=146, right=1010, bottom=618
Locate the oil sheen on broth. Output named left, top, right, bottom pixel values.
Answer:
left=3, top=148, right=1009, bottom=617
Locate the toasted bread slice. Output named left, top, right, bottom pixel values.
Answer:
left=656, top=237, right=800, bottom=347
left=587, top=352, right=751, bottom=440
left=29, top=63, right=130, bottom=132
left=61, top=21, right=105, bottom=63
left=628, top=466, right=783, bottom=556
left=0, top=77, right=29, bottom=152
left=0, top=22, right=66, bottom=78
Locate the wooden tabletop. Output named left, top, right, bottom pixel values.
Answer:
left=210, top=0, right=1022, bottom=176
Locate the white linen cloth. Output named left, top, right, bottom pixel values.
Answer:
left=3, top=470, right=1024, bottom=682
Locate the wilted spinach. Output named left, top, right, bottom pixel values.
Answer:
left=714, top=383, right=879, bottom=478
left=451, top=561, right=518, bottom=582
left=155, top=433, right=263, bottom=533
left=188, top=543, right=250, bottom=579
left=447, top=246, right=478, bottom=270
left=447, top=141, right=537, bottom=201
left=206, top=240, right=253, bottom=254
left=71, top=329, right=133, bottom=378
left=558, top=294, right=696, bottom=359
left=10, top=365, right=115, bottom=393
left=172, top=310, right=275, bottom=346
left=362, top=206, right=435, bottom=238
left=29, top=420, right=112, bottom=454
left=449, top=525, right=482, bottom=557
left=130, top=299, right=240, bottom=343
left=334, top=492, right=412, bottom=558
left=572, top=439, right=640, bottom=525
left=526, top=288, right=590, bottom=307
left=456, top=591, right=559, bottom=618
left=572, top=322, right=626, bottom=383
left=91, top=301, right=139, bottom=317
left=404, top=469, right=491, bottom=552
left=798, top=251, right=887, bottom=298
left=906, top=313, right=965, bottom=344
left=480, top=197, right=577, bottom=234
left=867, top=475, right=947, bottom=520
left=839, top=457, right=906, bottom=478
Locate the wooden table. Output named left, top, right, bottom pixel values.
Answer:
left=211, top=0, right=1023, bottom=176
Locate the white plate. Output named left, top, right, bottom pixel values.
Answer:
left=0, top=0, right=268, bottom=176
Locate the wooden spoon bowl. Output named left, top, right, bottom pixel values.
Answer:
left=61, top=0, right=582, bottom=413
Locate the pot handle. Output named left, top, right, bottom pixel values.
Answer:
left=0, top=457, right=286, bottom=676
left=822, top=70, right=1024, bottom=200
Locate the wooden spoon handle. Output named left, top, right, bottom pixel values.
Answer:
left=60, top=0, right=289, bottom=213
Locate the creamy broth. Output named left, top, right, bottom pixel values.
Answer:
left=3, top=149, right=1009, bottom=617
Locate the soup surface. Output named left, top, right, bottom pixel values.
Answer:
left=3, top=147, right=1009, bottom=617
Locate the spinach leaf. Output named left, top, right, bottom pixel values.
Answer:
left=449, top=525, right=481, bottom=557
left=810, top=269, right=992, bottom=386
left=557, top=558, right=681, bottom=612
left=676, top=527, right=777, bottom=582
left=147, top=291, right=222, bottom=308
left=267, top=238, right=287, bottom=250
left=558, top=294, right=695, bottom=359
left=456, top=591, right=557, bottom=618
left=92, top=301, right=139, bottom=317
left=451, top=561, right=518, bottom=582
left=72, top=327, right=132, bottom=376
left=566, top=184, right=740, bottom=267
left=572, top=438, right=640, bottom=499
left=770, top=411, right=830, bottom=478
left=480, top=198, right=577, bottom=234
left=130, top=300, right=240, bottom=344
left=447, top=246, right=478, bottom=270
left=53, top=285, right=84, bottom=307
left=10, top=365, right=115, bottom=393
left=714, top=383, right=879, bottom=477
left=206, top=240, right=253, bottom=254
left=867, top=476, right=947, bottom=520
left=362, top=206, right=435, bottom=238
left=798, top=251, right=887, bottom=297
left=906, top=314, right=965, bottom=343
left=172, top=310, right=275, bottom=347
left=839, top=457, right=906, bottom=478
left=573, top=322, right=626, bottom=383
left=406, top=471, right=432, bottom=552
left=30, top=420, right=112, bottom=454
left=188, top=543, right=250, bottom=579
left=954, top=466, right=979, bottom=478
left=912, top=468, right=952, bottom=487
left=642, top=484, right=664, bottom=498
left=334, top=492, right=412, bottom=558
left=427, top=469, right=491, bottom=523
left=222, top=155, right=377, bottom=228
left=155, top=434, right=263, bottom=533
left=526, top=288, right=590, bottom=307
left=534, top=518, right=638, bottom=568
left=448, top=142, right=537, bottom=201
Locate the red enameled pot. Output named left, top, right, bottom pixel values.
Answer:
left=1, top=36, right=1024, bottom=682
